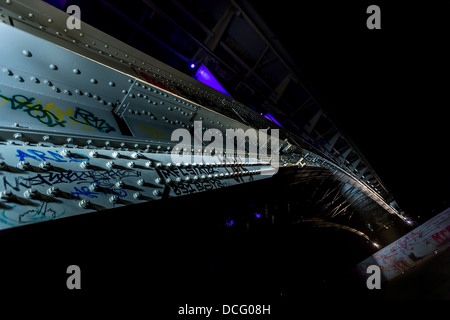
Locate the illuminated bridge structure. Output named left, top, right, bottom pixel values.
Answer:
left=0, top=0, right=406, bottom=247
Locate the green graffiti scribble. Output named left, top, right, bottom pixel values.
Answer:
left=0, top=92, right=66, bottom=127
left=70, top=107, right=116, bottom=133
left=0, top=92, right=117, bottom=133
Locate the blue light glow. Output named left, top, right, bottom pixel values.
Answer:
left=264, top=112, right=283, bottom=127
left=194, top=64, right=231, bottom=97
left=190, top=63, right=196, bottom=69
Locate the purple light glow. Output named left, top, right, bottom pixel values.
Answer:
left=255, top=213, right=262, bottom=218
left=264, top=112, right=283, bottom=127
left=194, top=64, right=231, bottom=97
left=190, top=63, right=196, bottom=69
left=225, top=219, right=234, bottom=227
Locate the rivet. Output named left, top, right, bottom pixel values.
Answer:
left=73, top=68, right=81, bottom=74
left=39, top=161, right=52, bottom=170
left=2, top=68, right=12, bottom=76
left=48, top=18, right=53, bottom=23
left=30, top=76, right=39, bottom=83
left=49, top=64, right=57, bottom=70
left=13, top=133, right=22, bottom=139
left=133, top=192, right=142, bottom=200
left=0, top=190, right=13, bottom=200
left=115, top=181, right=124, bottom=188
left=106, top=161, right=115, bottom=168
left=108, top=81, right=115, bottom=87
left=153, top=190, right=162, bottom=196
left=127, top=161, right=135, bottom=168
left=47, top=186, right=60, bottom=196
left=80, top=161, right=90, bottom=169
left=60, top=149, right=72, bottom=157
left=131, top=152, right=139, bottom=159
left=89, top=183, right=99, bottom=191
left=79, top=199, right=91, bottom=209
left=145, top=161, right=153, bottom=168
left=24, top=188, right=38, bottom=199
left=89, top=150, right=98, bottom=158
left=90, top=78, right=97, bottom=84
left=112, top=151, right=121, bottom=158
left=14, top=75, right=24, bottom=82
left=109, top=195, right=119, bottom=203
left=137, top=179, right=145, bottom=186
left=22, top=50, right=32, bottom=57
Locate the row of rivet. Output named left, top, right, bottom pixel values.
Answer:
left=1, top=66, right=117, bottom=106
left=2, top=1, right=238, bottom=110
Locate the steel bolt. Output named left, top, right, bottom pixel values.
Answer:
left=39, top=161, right=52, bottom=170
left=89, top=150, right=99, bottom=158
left=80, top=161, right=91, bottom=169
left=47, top=186, right=60, bottom=196
left=17, top=161, right=30, bottom=170
left=0, top=190, right=13, bottom=200
left=106, top=161, right=115, bottom=169
left=115, top=181, right=124, bottom=188
left=79, top=199, right=91, bottom=208
left=61, top=149, right=72, bottom=157
left=133, top=192, right=143, bottom=199
left=24, top=188, right=38, bottom=199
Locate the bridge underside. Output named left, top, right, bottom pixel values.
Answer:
left=0, top=0, right=410, bottom=300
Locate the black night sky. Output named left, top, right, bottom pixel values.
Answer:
left=253, top=1, right=450, bottom=223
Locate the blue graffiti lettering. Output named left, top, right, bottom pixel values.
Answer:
left=71, top=186, right=98, bottom=199
left=15, top=148, right=89, bottom=163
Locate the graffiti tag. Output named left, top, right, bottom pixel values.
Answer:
left=70, top=107, right=116, bottom=133
left=0, top=92, right=117, bottom=133
left=1, top=169, right=141, bottom=190
left=16, top=148, right=89, bottom=163
left=137, top=124, right=165, bottom=138
left=0, top=92, right=66, bottom=127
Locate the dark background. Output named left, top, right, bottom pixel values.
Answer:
left=1, top=0, right=448, bottom=311
left=253, top=1, right=450, bottom=223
